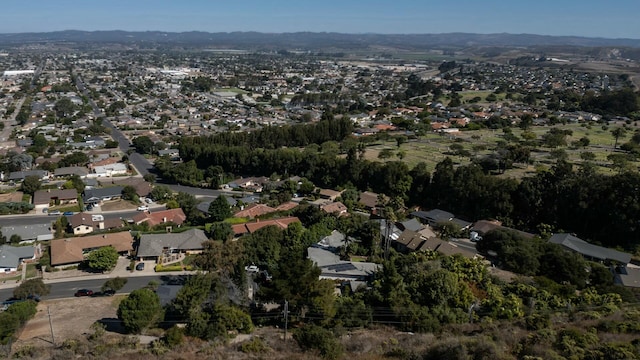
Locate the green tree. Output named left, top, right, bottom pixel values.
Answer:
left=611, top=127, right=627, bottom=149
left=143, top=173, right=156, bottom=184
left=13, top=278, right=50, bottom=299
left=150, top=185, right=172, bottom=201
left=378, top=148, right=394, bottom=160
left=117, top=288, right=163, bottom=334
left=102, top=276, right=128, bottom=292
left=208, top=196, right=231, bottom=221
left=121, top=185, right=138, bottom=202
left=293, top=324, right=343, bottom=360
left=132, top=136, right=155, bottom=154
left=62, top=174, right=85, bottom=193
left=20, top=175, right=41, bottom=195
left=176, top=192, right=199, bottom=222
left=54, top=98, right=75, bottom=118
left=207, top=221, right=233, bottom=242
left=86, top=246, right=119, bottom=272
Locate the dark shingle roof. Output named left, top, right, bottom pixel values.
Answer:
left=549, top=233, right=631, bottom=264
left=137, top=228, right=208, bottom=258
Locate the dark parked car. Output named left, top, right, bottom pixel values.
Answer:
left=74, top=289, right=94, bottom=297
left=135, top=263, right=145, bottom=271
left=63, top=211, right=74, bottom=216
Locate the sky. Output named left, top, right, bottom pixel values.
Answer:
left=1, top=0, right=639, bottom=39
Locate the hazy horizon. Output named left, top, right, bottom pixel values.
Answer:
left=1, top=0, right=639, bottom=39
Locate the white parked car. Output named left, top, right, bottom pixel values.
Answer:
left=137, top=205, right=149, bottom=211
left=245, top=265, right=259, bottom=273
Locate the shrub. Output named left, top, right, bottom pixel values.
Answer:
left=163, top=326, right=184, bottom=348
left=240, top=337, right=270, bottom=353
left=155, top=264, right=185, bottom=272
left=293, top=324, right=343, bottom=360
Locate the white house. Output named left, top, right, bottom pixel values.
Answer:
left=89, top=163, right=128, bottom=178
left=0, top=245, right=35, bottom=273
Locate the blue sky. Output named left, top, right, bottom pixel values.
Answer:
left=1, top=0, right=639, bottom=39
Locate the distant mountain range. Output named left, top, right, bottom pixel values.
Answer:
left=1, top=30, right=639, bottom=50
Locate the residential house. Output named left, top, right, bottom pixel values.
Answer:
left=320, top=201, right=348, bottom=216
left=54, top=167, right=89, bottom=179
left=394, top=230, right=426, bottom=253
left=358, top=191, right=386, bottom=212
left=612, top=266, right=640, bottom=288
left=549, top=233, right=632, bottom=264
left=1, top=224, right=53, bottom=242
left=157, top=148, right=180, bottom=160
left=83, top=178, right=99, bottom=189
left=411, top=209, right=454, bottom=226
left=137, top=228, right=208, bottom=262
left=411, top=209, right=472, bottom=230
left=307, top=246, right=380, bottom=281
left=33, top=189, right=78, bottom=211
left=318, top=188, right=343, bottom=202
left=196, top=196, right=238, bottom=215
left=83, top=186, right=123, bottom=205
left=89, top=163, right=128, bottom=178
left=0, top=245, right=36, bottom=273
left=50, top=231, right=134, bottom=267
left=132, top=208, right=187, bottom=227
left=471, top=220, right=535, bottom=240
left=315, top=230, right=347, bottom=253
left=418, top=238, right=479, bottom=259
left=103, top=177, right=152, bottom=198
left=227, top=177, right=269, bottom=192
left=68, top=212, right=124, bottom=235
left=231, top=216, right=300, bottom=237
left=234, top=204, right=277, bottom=218
left=398, top=218, right=425, bottom=232
left=275, top=201, right=298, bottom=212
left=8, top=170, right=49, bottom=182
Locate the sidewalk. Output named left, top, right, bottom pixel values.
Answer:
left=0, top=256, right=196, bottom=289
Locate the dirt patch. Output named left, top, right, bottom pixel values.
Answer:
left=14, top=296, right=124, bottom=349
left=101, top=199, right=137, bottom=212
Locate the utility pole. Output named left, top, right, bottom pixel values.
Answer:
left=47, top=306, right=55, bottom=346
left=384, top=220, right=392, bottom=260
left=283, top=300, right=289, bottom=341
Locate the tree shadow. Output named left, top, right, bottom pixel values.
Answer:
left=97, top=317, right=127, bottom=334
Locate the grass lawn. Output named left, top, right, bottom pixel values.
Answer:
left=362, top=122, right=640, bottom=179
left=212, top=87, right=248, bottom=94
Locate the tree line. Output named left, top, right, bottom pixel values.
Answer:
left=161, top=119, right=640, bottom=250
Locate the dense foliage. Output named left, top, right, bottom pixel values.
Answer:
left=117, top=288, right=163, bottom=334
left=166, top=118, right=640, bottom=250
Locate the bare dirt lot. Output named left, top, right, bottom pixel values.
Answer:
left=14, top=296, right=124, bottom=349
left=100, top=199, right=137, bottom=212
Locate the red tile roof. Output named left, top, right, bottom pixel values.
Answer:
left=234, top=204, right=277, bottom=218
left=232, top=217, right=300, bottom=236
left=50, top=232, right=133, bottom=266
left=133, top=208, right=186, bottom=227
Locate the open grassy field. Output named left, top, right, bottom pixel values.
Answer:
left=362, top=122, right=640, bottom=178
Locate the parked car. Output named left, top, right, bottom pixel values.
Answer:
left=63, top=211, right=74, bottom=216
left=137, top=205, right=149, bottom=211
left=135, top=262, right=145, bottom=271
left=245, top=264, right=259, bottom=273
left=145, top=198, right=153, bottom=204
left=74, top=289, right=94, bottom=297
left=48, top=210, right=61, bottom=216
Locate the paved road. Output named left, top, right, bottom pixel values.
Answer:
left=0, top=275, right=184, bottom=301
left=0, top=209, right=143, bottom=228
left=73, top=76, right=255, bottom=199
